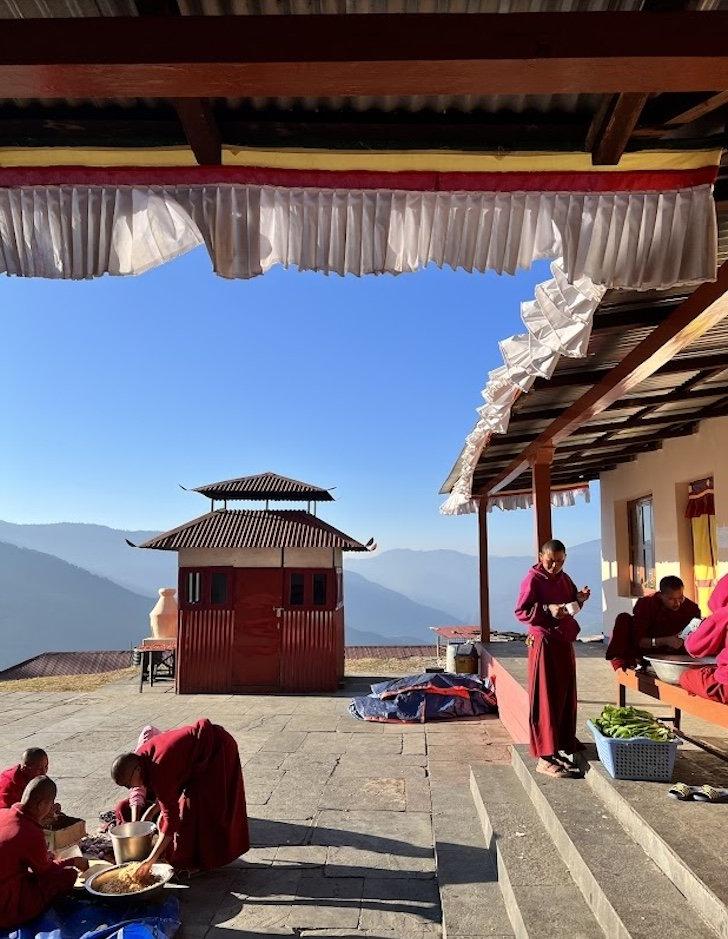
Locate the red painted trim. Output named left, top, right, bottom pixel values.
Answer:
left=0, top=165, right=717, bottom=193
left=481, top=648, right=530, bottom=745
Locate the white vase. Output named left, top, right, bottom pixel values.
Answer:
left=149, top=588, right=178, bottom=639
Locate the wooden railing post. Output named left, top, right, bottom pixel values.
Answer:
left=531, top=446, right=555, bottom=556
left=477, top=499, right=491, bottom=643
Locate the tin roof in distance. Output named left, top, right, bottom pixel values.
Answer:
left=191, top=471, right=334, bottom=502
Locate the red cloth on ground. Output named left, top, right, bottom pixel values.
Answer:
left=681, top=573, right=728, bottom=700
left=136, top=718, right=249, bottom=871
left=515, top=564, right=582, bottom=757
left=605, top=594, right=701, bottom=671
left=679, top=666, right=728, bottom=704
left=0, top=805, right=76, bottom=930
left=0, top=765, right=34, bottom=811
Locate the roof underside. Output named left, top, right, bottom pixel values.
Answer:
left=138, top=509, right=368, bottom=550
left=2, top=2, right=728, bottom=190
left=192, top=472, right=334, bottom=501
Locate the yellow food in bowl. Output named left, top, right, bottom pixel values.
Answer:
left=93, top=863, right=160, bottom=895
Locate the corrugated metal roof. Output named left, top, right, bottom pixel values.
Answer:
left=0, top=650, right=132, bottom=680
left=138, top=509, right=368, bottom=550
left=192, top=471, right=334, bottom=501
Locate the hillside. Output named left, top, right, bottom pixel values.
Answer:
left=0, top=541, right=152, bottom=670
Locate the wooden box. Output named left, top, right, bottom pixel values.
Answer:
left=44, top=815, right=86, bottom=851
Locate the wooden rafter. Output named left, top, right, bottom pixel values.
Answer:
left=171, top=98, right=221, bottom=166
left=533, top=351, right=728, bottom=390
left=2, top=13, right=728, bottom=99
left=666, top=90, right=728, bottom=127
left=479, top=261, right=728, bottom=498
left=588, top=93, right=650, bottom=165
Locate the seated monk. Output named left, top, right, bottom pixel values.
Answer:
left=680, top=574, right=728, bottom=704
left=606, top=576, right=700, bottom=671
left=114, top=725, right=161, bottom=825
left=0, top=749, right=49, bottom=810
left=0, top=777, right=86, bottom=931
left=111, top=718, right=249, bottom=876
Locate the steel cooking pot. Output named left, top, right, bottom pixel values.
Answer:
left=108, top=821, right=156, bottom=865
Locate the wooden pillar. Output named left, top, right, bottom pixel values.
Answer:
left=531, top=446, right=555, bottom=556
left=477, top=500, right=491, bottom=643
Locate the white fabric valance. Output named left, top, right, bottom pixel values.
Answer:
left=487, top=485, right=591, bottom=514
left=0, top=183, right=717, bottom=288
left=440, top=259, right=606, bottom=516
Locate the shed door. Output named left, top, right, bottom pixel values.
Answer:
left=233, top=568, right=282, bottom=690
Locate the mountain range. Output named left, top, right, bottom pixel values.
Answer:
left=0, top=520, right=603, bottom=671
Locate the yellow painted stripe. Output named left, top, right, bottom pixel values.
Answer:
left=0, top=146, right=721, bottom=172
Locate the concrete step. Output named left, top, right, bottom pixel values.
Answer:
left=429, top=763, right=515, bottom=939
left=511, top=746, right=719, bottom=939
left=470, top=763, right=605, bottom=939
left=584, top=756, right=728, bottom=939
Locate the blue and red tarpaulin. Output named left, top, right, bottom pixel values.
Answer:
left=0, top=896, right=180, bottom=939
left=349, top=672, right=497, bottom=723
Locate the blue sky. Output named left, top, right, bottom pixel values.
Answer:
left=0, top=249, right=600, bottom=556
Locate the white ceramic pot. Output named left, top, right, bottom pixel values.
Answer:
left=149, top=587, right=178, bottom=639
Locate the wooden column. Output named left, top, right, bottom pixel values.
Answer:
left=531, top=447, right=555, bottom=555
left=477, top=500, right=491, bottom=643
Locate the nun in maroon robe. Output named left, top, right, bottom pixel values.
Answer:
left=680, top=574, right=728, bottom=704
left=112, top=718, right=249, bottom=873
left=515, top=539, right=590, bottom=777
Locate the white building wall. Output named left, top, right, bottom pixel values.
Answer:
left=177, top=547, right=337, bottom=568
left=600, top=414, right=728, bottom=628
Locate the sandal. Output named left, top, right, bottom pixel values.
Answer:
left=667, top=782, right=698, bottom=801
left=555, top=753, right=583, bottom=776
left=693, top=785, right=728, bottom=803
left=536, top=758, right=571, bottom=779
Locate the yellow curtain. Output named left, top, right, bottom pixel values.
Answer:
left=691, top=513, right=717, bottom=615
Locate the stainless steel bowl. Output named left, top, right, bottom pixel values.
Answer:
left=108, top=821, right=156, bottom=865
left=643, top=654, right=717, bottom=685
left=84, top=862, right=174, bottom=901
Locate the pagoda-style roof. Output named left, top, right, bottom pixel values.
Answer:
left=135, top=509, right=369, bottom=552
left=191, top=472, right=334, bottom=502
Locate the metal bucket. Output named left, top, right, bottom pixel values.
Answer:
left=109, top=821, right=156, bottom=865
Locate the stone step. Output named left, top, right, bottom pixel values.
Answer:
left=584, top=756, right=728, bottom=939
left=470, top=764, right=605, bottom=939
left=511, top=746, right=719, bottom=939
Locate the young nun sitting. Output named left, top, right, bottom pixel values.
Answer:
left=515, top=539, right=591, bottom=779
left=680, top=573, right=728, bottom=704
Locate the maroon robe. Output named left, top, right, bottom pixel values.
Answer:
left=136, top=718, right=249, bottom=871
left=0, top=805, right=76, bottom=930
left=515, top=564, right=581, bottom=758
left=0, top=765, right=34, bottom=811
left=679, top=574, right=728, bottom=704
left=606, top=593, right=701, bottom=671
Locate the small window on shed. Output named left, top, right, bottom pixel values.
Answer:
left=211, top=572, right=229, bottom=605
left=186, top=571, right=202, bottom=604
left=289, top=572, right=305, bottom=606
left=313, top=572, right=327, bottom=606
left=628, top=496, right=655, bottom=596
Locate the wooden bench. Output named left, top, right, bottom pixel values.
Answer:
left=616, top=669, right=728, bottom=733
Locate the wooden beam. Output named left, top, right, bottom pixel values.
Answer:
left=2, top=13, right=728, bottom=99
left=666, top=90, right=728, bottom=126
left=171, top=98, right=221, bottom=165
left=589, top=93, right=650, bottom=165
left=531, top=447, right=554, bottom=555
left=534, top=351, right=728, bottom=390
left=486, top=261, right=728, bottom=497
left=478, top=501, right=491, bottom=644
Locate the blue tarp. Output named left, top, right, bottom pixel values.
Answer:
left=349, top=672, right=497, bottom=723
left=1, top=896, right=180, bottom=939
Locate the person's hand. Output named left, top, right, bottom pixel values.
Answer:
left=548, top=604, right=567, bottom=619
left=662, top=634, right=684, bottom=651
left=577, top=587, right=591, bottom=604
left=136, top=858, right=154, bottom=881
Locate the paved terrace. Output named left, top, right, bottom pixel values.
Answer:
left=0, top=675, right=513, bottom=939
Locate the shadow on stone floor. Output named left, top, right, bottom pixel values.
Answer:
left=248, top=818, right=434, bottom=859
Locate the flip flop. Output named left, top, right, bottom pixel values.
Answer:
left=536, top=759, right=571, bottom=779
left=555, top=753, right=584, bottom=775
left=667, top=783, right=699, bottom=801
left=693, top=785, right=728, bottom=803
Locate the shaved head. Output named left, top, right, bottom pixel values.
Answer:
left=111, top=753, right=141, bottom=787
left=21, top=775, right=56, bottom=809
left=21, top=748, right=48, bottom=778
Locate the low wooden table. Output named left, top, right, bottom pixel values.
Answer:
left=135, top=638, right=177, bottom=693
left=430, top=625, right=481, bottom=664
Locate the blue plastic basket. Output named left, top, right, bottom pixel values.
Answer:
left=587, top=719, right=680, bottom=782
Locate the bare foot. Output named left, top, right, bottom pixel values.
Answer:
left=536, top=758, right=571, bottom=778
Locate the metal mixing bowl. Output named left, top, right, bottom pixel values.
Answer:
left=84, top=862, right=174, bottom=901
left=643, top=654, right=717, bottom=685
left=108, top=821, right=156, bottom=865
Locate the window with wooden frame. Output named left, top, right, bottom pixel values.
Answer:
left=285, top=570, right=335, bottom=610
left=628, top=496, right=655, bottom=596
left=186, top=570, right=202, bottom=604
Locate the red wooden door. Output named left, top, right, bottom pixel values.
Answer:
left=233, top=568, right=283, bottom=690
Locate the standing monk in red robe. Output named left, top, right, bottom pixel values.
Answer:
left=0, top=777, right=85, bottom=931
left=0, top=749, right=49, bottom=810
left=515, top=539, right=591, bottom=778
left=111, top=718, right=249, bottom=876
left=679, top=573, right=728, bottom=704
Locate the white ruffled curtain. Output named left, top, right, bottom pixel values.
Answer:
left=440, top=260, right=607, bottom=516
left=487, top=485, right=591, bottom=513
left=0, top=183, right=717, bottom=288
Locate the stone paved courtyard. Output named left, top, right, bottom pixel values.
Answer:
left=0, top=673, right=512, bottom=938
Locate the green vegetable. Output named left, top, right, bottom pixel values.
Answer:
left=592, top=705, right=673, bottom=741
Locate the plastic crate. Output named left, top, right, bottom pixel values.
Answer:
left=586, top=719, right=680, bottom=782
